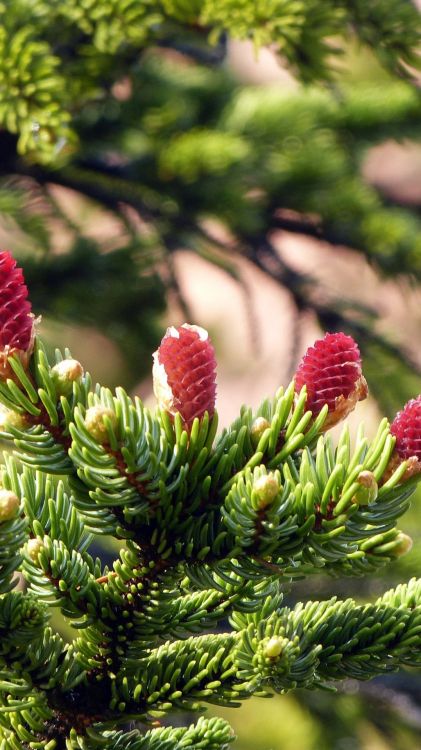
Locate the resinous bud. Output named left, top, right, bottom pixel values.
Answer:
left=265, top=636, right=283, bottom=659
left=84, top=405, right=117, bottom=444
left=0, top=489, right=20, bottom=522
left=52, top=358, right=84, bottom=396
left=353, top=471, right=378, bottom=505
left=391, top=532, right=413, bottom=558
left=0, top=404, right=27, bottom=431
left=254, top=473, right=280, bottom=508
left=26, top=538, right=44, bottom=564
left=250, top=416, right=270, bottom=448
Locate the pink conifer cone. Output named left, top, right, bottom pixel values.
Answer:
left=152, top=324, right=217, bottom=429
left=388, top=396, right=421, bottom=480
left=0, top=251, right=35, bottom=381
left=294, top=332, right=368, bottom=430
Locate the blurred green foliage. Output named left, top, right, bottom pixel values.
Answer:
left=23, top=238, right=165, bottom=379
left=0, top=0, right=420, bottom=402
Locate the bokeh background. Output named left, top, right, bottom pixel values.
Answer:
left=2, top=3, right=421, bottom=747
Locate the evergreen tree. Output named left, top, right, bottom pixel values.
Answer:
left=0, top=252, right=421, bottom=748
left=1, top=5, right=421, bottom=745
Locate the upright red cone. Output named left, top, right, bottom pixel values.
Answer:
left=0, top=251, right=35, bottom=381
left=152, top=323, right=217, bottom=429
left=294, top=332, right=368, bottom=430
left=386, top=395, right=421, bottom=480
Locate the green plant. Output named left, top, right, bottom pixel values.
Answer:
left=1, top=0, right=421, bottom=403
left=0, top=252, right=421, bottom=748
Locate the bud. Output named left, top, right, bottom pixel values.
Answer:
left=352, top=471, right=378, bottom=506
left=0, top=404, right=27, bottom=431
left=84, top=406, right=117, bottom=444
left=0, top=251, right=36, bottom=381
left=253, top=473, right=280, bottom=508
left=0, top=489, right=20, bottom=522
left=294, top=332, right=368, bottom=430
left=390, top=532, right=413, bottom=558
left=152, top=323, right=217, bottom=428
left=26, top=538, right=44, bottom=564
left=265, top=636, right=283, bottom=659
left=250, top=416, right=270, bottom=448
left=52, top=359, right=84, bottom=396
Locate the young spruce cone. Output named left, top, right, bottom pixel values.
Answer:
left=295, top=332, right=368, bottom=430
left=0, top=250, right=35, bottom=381
left=386, top=396, right=421, bottom=480
left=152, top=323, right=217, bottom=429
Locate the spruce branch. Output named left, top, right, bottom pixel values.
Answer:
left=85, top=716, right=234, bottom=750
left=0, top=341, right=93, bottom=476
left=107, top=578, right=421, bottom=718
left=0, top=2, right=421, bottom=746
left=1, top=253, right=421, bottom=747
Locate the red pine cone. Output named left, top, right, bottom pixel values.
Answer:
left=294, top=332, right=368, bottom=429
left=153, top=323, right=217, bottom=428
left=0, top=251, right=35, bottom=379
left=390, top=396, right=421, bottom=461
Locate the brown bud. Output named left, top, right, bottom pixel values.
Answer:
left=381, top=454, right=421, bottom=485
left=391, top=532, right=413, bottom=558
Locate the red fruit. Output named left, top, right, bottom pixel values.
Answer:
left=295, top=332, right=368, bottom=429
left=390, top=396, right=421, bottom=461
left=0, top=251, right=35, bottom=379
left=153, top=323, right=217, bottom=428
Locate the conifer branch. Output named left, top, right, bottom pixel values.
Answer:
left=0, top=0, right=421, bottom=746
left=106, top=578, right=421, bottom=717
left=0, top=254, right=421, bottom=747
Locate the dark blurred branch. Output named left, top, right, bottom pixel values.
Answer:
left=9, top=157, right=421, bottom=387
left=156, top=31, right=228, bottom=65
